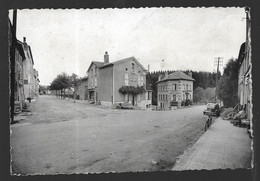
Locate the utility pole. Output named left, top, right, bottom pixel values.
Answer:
left=214, top=57, right=223, bottom=102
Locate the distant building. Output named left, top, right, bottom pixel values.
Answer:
left=238, top=7, right=251, bottom=122
left=86, top=52, right=151, bottom=109
left=34, top=69, right=40, bottom=97
left=157, top=71, right=195, bottom=109
left=76, top=76, right=88, bottom=100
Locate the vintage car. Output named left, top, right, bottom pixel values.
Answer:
left=203, top=103, right=220, bottom=117
left=116, top=102, right=134, bottom=109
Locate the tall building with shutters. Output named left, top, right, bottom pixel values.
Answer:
left=237, top=7, right=252, bottom=136
left=86, top=52, right=152, bottom=109
left=157, top=71, right=195, bottom=109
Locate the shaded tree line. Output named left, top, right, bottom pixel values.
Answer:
left=193, top=87, right=216, bottom=103
left=49, top=72, right=80, bottom=99
left=147, top=58, right=240, bottom=107
left=217, top=58, right=239, bottom=107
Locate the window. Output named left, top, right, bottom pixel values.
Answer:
left=140, top=76, right=144, bottom=86
left=94, top=77, right=97, bottom=87
left=125, top=94, right=128, bottom=102
left=91, top=69, right=93, bottom=76
left=186, top=84, right=188, bottom=90
left=138, top=76, right=141, bottom=86
left=137, top=94, right=140, bottom=101
left=125, top=73, right=129, bottom=85
left=91, top=79, right=94, bottom=87
left=132, top=63, right=135, bottom=73
left=173, top=84, right=176, bottom=90
left=148, top=91, right=151, bottom=100
left=172, top=94, right=176, bottom=101
left=95, top=67, right=97, bottom=75
left=166, top=95, right=168, bottom=100
left=125, top=68, right=128, bottom=71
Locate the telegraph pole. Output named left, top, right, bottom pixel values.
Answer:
left=214, top=57, right=223, bottom=102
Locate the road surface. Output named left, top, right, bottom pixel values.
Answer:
left=10, top=95, right=210, bottom=174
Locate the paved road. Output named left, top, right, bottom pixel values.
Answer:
left=11, top=95, right=209, bottom=174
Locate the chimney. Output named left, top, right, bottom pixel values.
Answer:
left=165, top=71, right=168, bottom=78
left=23, top=37, right=26, bottom=43
left=158, top=74, right=162, bottom=81
left=104, top=51, right=109, bottom=63
left=188, top=71, right=192, bottom=77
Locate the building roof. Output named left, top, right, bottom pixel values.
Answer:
left=80, top=76, right=88, bottom=81
left=93, top=61, right=105, bottom=67
left=100, top=56, right=147, bottom=71
left=88, top=56, right=147, bottom=72
left=17, top=39, right=34, bottom=65
left=157, top=71, right=195, bottom=83
left=16, top=40, right=26, bottom=60
left=113, top=57, right=147, bottom=71
left=87, top=61, right=105, bottom=72
left=28, top=46, right=34, bottom=65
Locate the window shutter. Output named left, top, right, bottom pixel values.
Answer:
left=125, top=73, right=129, bottom=85
left=141, top=76, right=144, bottom=86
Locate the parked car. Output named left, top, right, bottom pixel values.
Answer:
left=116, top=102, right=134, bottom=109
left=203, top=103, right=220, bottom=117
left=89, top=100, right=95, bottom=104
left=181, top=99, right=192, bottom=106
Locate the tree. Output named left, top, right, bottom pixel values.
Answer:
left=49, top=72, right=70, bottom=98
left=68, top=73, right=80, bottom=101
left=217, top=58, right=239, bottom=107
left=193, top=87, right=205, bottom=103
left=204, top=87, right=216, bottom=102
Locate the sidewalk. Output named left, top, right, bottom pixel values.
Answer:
left=172, top=118, right=252, bottom=170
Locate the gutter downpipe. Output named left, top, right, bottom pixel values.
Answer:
left=112, top=66, right=115, bottom=105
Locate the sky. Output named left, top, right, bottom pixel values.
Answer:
left=10, top=7, right=246, bottom=85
